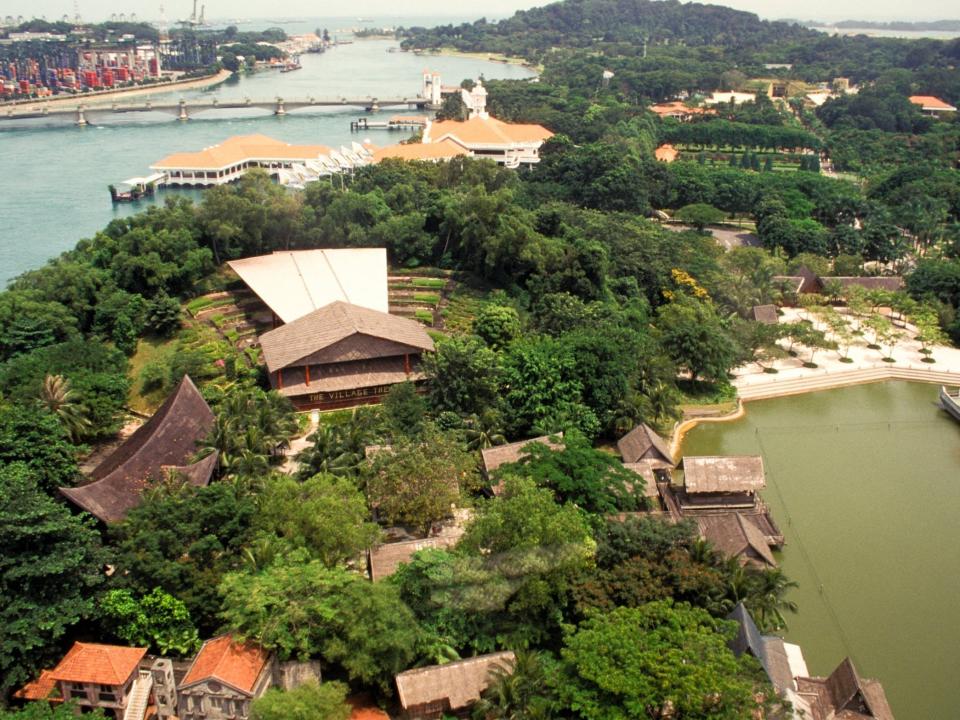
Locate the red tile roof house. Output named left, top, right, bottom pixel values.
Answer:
left=177, top=635, right=276, bottom=720
left=45, top=642, right=148, bottom=718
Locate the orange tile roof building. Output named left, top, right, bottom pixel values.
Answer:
left=649, top=101, right=712, bottom=120
left=178, top=635, right=275, bottom=720
left=415, top=82, right=553, bottom=168
left=151, top=134, right=372, bottom=187
left=422, top=115, right=554, bottom=168
left=371, top=138, right=469, bottom=164
left=44, top=642, right=147, bottom=718
left=908, top=95, right=957, bottom=115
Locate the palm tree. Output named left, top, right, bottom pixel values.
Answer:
left=38, top=373, right=91, bottom=440
left=611, top=392, right=651, bottom=437
left=472, top=651, right=554, bottom=720
left=464, top=411, right=507, bottom=451
left=747, top=567, right=799, bottom=632
left=296, top=425, right=361, bottom=479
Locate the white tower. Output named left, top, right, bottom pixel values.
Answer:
left=422, top=70, right=442, bottom=107
left=461, top=79, right=488, bottom=119
left=151, top=658, right=178, bottom=719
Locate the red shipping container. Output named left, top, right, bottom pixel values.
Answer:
left=102, top=69, right=114, bottom=87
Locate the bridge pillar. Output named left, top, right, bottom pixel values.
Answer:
left=275, top=98, right=286, bottom=116
left=75, top=106, right=87, bottom=127
left=178, top=99, right=188, bottom=121
left=370, top=101, right=380, bottom=113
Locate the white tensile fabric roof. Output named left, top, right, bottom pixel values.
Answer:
left=228, top=248, right=388, bottom=324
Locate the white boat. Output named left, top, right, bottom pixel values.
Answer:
left=939, top=386, right=960, bottom=422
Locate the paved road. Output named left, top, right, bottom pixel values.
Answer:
left=662, top=222, right=760, bottom=250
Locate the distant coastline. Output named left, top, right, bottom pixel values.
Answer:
left=411, top=47, right=541, bottom=73
left=1, top=70, right=232, bottom=111
left=804, top=19, right=960, bottom=31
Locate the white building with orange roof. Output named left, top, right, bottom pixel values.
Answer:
left=371, top=138, right=469, bottom=164
left=177, top=634, right=276, bottom=720
left=41, top=641, right=148, bottom=718
left=420, top=80, right=553, bottom=168
left=151, top=134, right=372, bottom=187
left=908, top=95, right=957, bottom=116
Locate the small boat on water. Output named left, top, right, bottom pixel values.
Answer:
left=939, top=386, right=960, bottom=422
left=108, top=173, right=165, bottom=203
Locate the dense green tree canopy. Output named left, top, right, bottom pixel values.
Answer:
left=0, top=464, right=107, bottom=698
left=552, top=601, right=767, bottom=719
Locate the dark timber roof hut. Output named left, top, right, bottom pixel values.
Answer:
left=796, top=658, right=895, bottom=720
left=395, top=651, right=515, bottom=718
left=681, top=455, right=765, bottom=509
left=751, top=304, right=779, bottom=325
left=697, top=513, right=776, bottom=568
left=368, top=534, right=463, bottom=582
left=616, top=423, right=674, bottom=466
left=727, top=602, right=794, bottom=694
left=480, top=434, right=564, bottom=495
left=258, top=301, right=435, bottom=411
left=60, top=376, right=216, bottom=523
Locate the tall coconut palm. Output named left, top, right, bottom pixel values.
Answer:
left=747, top=567, right=799, bottom=633
left=38, top=373, right=91, bottom=440
left=464, top=411, right=507, bottom=451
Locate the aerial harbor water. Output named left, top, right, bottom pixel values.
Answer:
left=0, top=30, right=535, bottom=285
left=680, top=381, right=960, bottom=720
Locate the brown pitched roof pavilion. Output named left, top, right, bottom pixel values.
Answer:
left=259, top=301, right=435, bottom=373
left=480, top=434, right=565, bottom=478
left=60, top=376, right=216, bottom=523
left=682, top=456, right=766, bottom=494
left=395, top=651, right=515, bottom=713
left=617, top=423, right=674, bottom=466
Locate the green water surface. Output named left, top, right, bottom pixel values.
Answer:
left=681, top=381, right=960, bottom=719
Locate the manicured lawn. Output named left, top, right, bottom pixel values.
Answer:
left=127, top=334, right=179, bottom=413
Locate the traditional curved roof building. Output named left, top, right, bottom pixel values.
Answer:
left=60, top=376, right=216, bottom=523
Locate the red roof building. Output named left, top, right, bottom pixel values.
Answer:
left=908, top=95, right=957, bottom=114
left=43, top=642, right=147, bottom=717
left=178, top=635, right=275, bottom=720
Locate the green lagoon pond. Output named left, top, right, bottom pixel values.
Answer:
left=680, top=381, right=960, bottom=719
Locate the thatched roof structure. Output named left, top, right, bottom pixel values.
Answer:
left=796, top=658, right=895, bottom=720
left=616, top=424, right=673, bottom=466
left=368, top=534, right=462, bottom=581
left=60, top=376, right=215, bottom=523
left=727, top=603, right=793, bottom=693
left=751, top=304, right=779, bottom=325
left=697, top=513, right=776, bottom=568
left=259, top=301, right=434, bottom=373
left=682, top=456, right=765, bottom=494
left=622, top=461, right=666, bottom=498
left=395, top=652, right=515, bottom=714
left=480, top=434, right=564, bottom=479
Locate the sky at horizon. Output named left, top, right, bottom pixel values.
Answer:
left=2, top=0, right=958, bottom=25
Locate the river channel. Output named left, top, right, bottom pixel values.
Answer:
left=0, top=31, right=535, bottom=284
left=680, top=381, right=960, bottom=719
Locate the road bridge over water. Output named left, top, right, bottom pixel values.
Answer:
left=2, top=95, right=434, bottom=125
